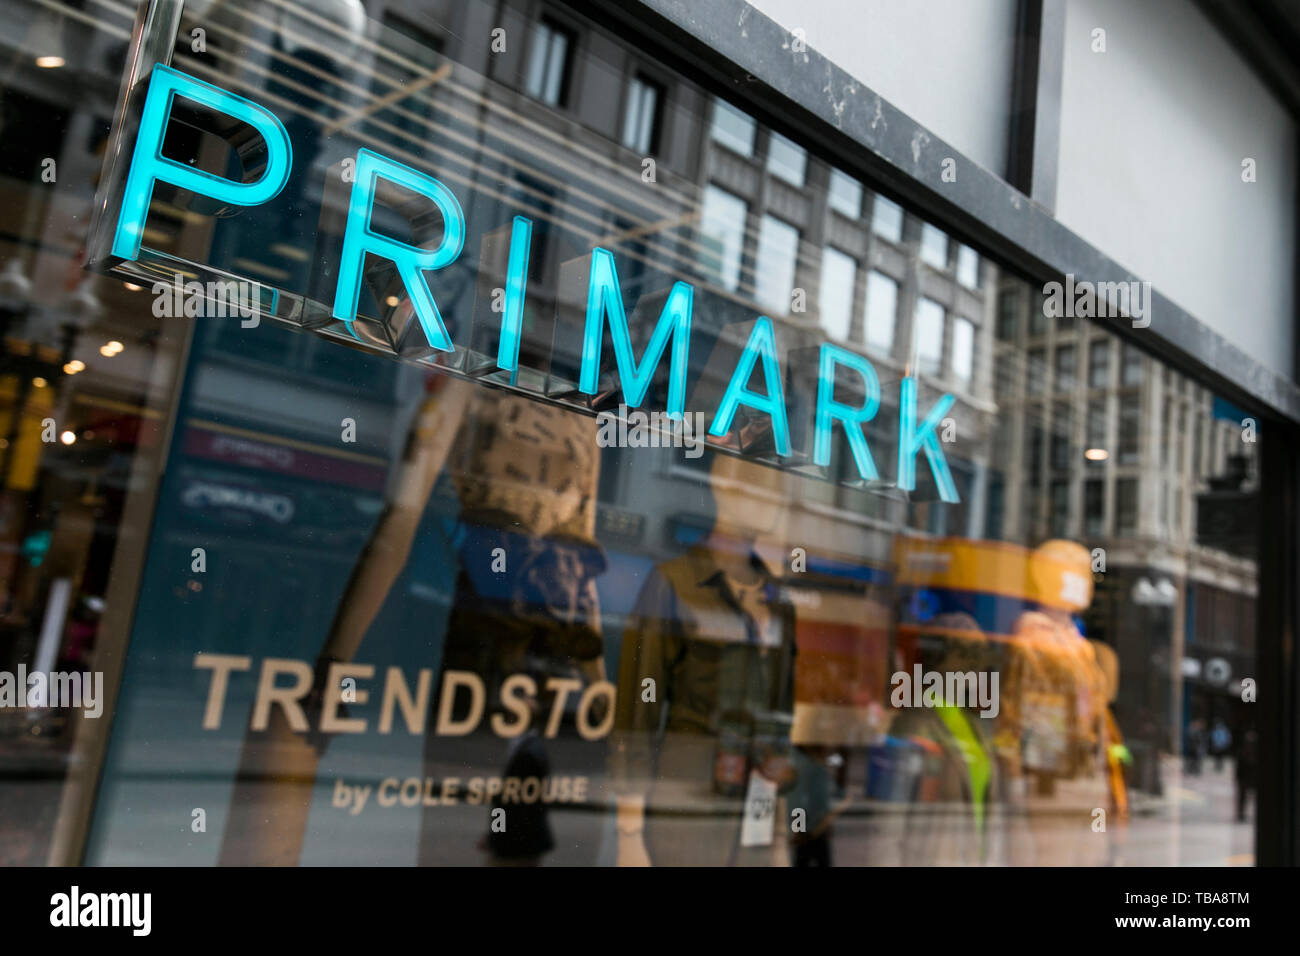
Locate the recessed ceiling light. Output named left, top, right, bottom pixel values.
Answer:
left=35, top=56, right=65, bottom=69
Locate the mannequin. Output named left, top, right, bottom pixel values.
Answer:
left=611, top=451, right=798, bottom=866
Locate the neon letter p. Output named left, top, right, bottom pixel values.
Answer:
left=112, top=64, right=292, bottom=261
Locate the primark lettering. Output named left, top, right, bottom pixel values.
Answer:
left=109, top=65, right=960, bottom=502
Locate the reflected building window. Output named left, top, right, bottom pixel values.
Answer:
left=996, top=284, right=1021, bottom=342
left=864, top=270, right=898, bottom=355
left=919, top=223, right=949, bottom=270
left=1119, top=394, right=1141, bottom=464
left=698, top=185, right=747, bottom=291
left=871, top=193, right=903, bottom=243
left=1055, top=344, right=1076, bottom=392
left=818, top=247, right=856, bottom=341
left=1028, top=347, right=1047, bottom=393
left=955, top=243, right=980, bottom=289
left=622, top=74, right=663, bottom=154
left=755, top=214, right=800, bottom=314
left=1161, top=399, right=1172, bottom=467
left=525, top=18, right=574, bottom=107
left=1089, top=339, right=1111, bottom=388
left=710, top=96, right=756, bottom=155
left=1050, top=478, right=1070, bottom=537
left=1116, top=477, right=1139, bottom=535
left=913, top=297, right=945, bottom=376
left=766, top=131, right=807, bottom=186
left=952, top=316, right=975, bottom=385
left=1122, top=343, right=1144, bottom=386
left=1086, top=397, right=1108, bottom=461
left=1051, top=403, right=1073, bottom=471
left=828, top=168, right=862, bottom=218
left=1084, top=478, right=1105, bottom=536
left=1027, top=414, right=1044, bottom=488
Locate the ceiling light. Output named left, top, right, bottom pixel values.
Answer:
left=1084, top=448, right=1109, bottom=461
left=60, top=431, right=76, bottom=445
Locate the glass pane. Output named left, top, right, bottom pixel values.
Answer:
left=6, top=0, right=1259, bottom=872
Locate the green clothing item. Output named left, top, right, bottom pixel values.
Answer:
left=935, top=703, right=992, bottom=834
left=890, top=704, right=1002, bottom=865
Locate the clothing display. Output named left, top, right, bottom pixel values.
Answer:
left=612, top=539, right=799, bottom=866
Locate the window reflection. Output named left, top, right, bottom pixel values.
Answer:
left=710, top=97, right=757, bottom=156
left=0, top=0, right=1259, bottom=871
left=754, top=215, right=800, bottom=315
left=871, top=194, right=904, bottom=244
left=864, top=271, right=898, bottom=355
left=913, top=297, right=945, bottom=376
left=526, top=19, right=573, bottom=107
left=699, top=186, right=747, bottom=292
left=818, top=247, right=856, bottom=342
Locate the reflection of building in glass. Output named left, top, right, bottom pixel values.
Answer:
left=0, top=0, right=1274, bottom=869
left=987, top=278, right=1258, bottom=787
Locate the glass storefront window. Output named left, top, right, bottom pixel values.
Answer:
left=0, top=0, right=1265, bottom=872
